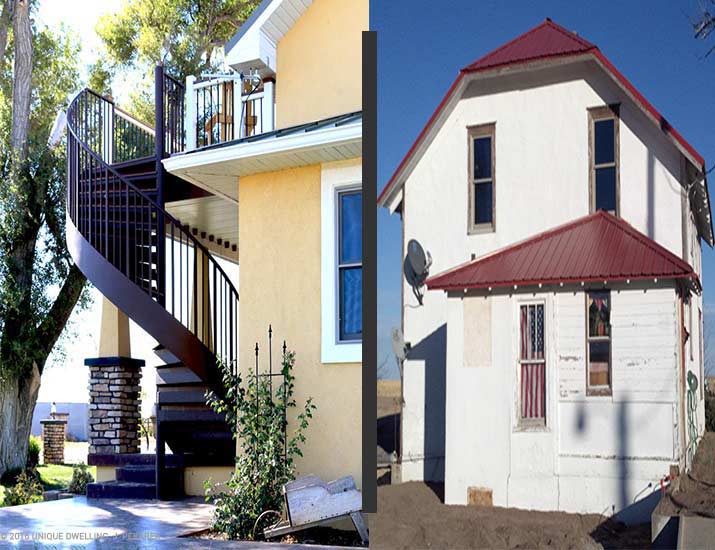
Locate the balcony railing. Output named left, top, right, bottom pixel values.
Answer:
left=184, top=75, right=274, bottom=152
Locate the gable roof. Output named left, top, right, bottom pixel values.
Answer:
left=377, top=19, right=712, bottom=244
left=427, top=210, right=700, bottom=292
left=462, top=18, right=595, bottom=72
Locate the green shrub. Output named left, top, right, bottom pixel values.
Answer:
left=4, top=470, right=43, bottom=506
left=706, top=395, right=715, bottom=432
left=204, top=347, right=316, bottom=540
left=68, top=464, right=93, bottom=494
left=26, top=436, right=40, bottom=469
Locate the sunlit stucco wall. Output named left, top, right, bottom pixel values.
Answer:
left=275, top=0, right=366, bottom=128
left=237, top=164, right=362, bottom=487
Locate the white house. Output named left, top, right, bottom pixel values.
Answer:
left=377, top=19, right=711, bottom=516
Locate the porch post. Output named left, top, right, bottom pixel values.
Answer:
left=85, top=297, right=144, bottom=456
left=263, top=77, right=275, bottom=133
left=185, top=75, right=196, bottom=151
left=190, top=249, right=213, bottom=350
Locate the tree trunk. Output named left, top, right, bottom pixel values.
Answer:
left=0, top=364, right=40, bottom=479
left=10, top=0, right=30, bottom=161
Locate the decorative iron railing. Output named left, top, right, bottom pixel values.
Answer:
left=66, top=88, right=239, bottom=372
left=159, top=71, right=185, bottom=156
left=186, top=75, right=272, bottom=150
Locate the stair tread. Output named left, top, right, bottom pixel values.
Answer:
left=90, top=480, right=155, bottom=487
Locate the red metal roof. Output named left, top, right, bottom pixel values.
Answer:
left=427, top=211, right=699, bottom=292
left=462, top=19, right=595, bottom=72
left=377, top=19, right=707, bottom=208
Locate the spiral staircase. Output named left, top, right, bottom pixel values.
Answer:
left=65, top=69, right=238, bottom=499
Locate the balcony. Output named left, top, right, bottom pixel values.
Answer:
left=184, top=74, right=275, bottom=152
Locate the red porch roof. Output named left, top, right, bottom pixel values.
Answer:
left=427, top=211, right=700, bottom=292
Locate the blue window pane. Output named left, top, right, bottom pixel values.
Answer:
left=595, top=167, right=616, bottom=212
left=594, top=119, right=615, bottom=165
left=475, top=181, right=493, bottom=225
left=340, top=191, right=362, bottom=263
left=473, top=137, right=491, bottom=179
left=340, top=267, right=362, bottom=340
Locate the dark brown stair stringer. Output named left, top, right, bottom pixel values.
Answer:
left=66, top=214, right=216, bottom=384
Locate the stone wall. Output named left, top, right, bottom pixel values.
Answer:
left=85, top=358, right=144, bottom=455
left=41, top=419, right=66, bottom=464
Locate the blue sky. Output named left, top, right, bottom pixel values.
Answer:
left=373, top=0, right=715, bottom=378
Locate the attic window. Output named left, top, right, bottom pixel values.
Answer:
left=468, top=123, right=496, bottom=234
left=589, top=105, right=620, bottom=216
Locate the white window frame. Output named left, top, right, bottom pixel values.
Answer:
left=321, top=161, right=362, bottom=363
left=516, top=299, right=548, bottom=429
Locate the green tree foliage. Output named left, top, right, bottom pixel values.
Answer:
left=204, top=348, right=316, bottom=540
left=93, top=0, right=259, bottom=102
left=0, top=0, right=88, bottom=478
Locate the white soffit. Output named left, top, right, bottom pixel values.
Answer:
left=225, top=0, right=313, bottom=75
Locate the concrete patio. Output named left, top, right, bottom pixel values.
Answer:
left=0, top=496, right=349, bottom=548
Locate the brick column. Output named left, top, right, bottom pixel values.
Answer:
left=85, top=357, right=144, bottom=455
left=41, top=419, right=67, bottom=464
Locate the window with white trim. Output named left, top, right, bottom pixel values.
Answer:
left=337, top=189, right=362, bottom=342
left=519, top=303, right=546, bottom=423
left=586, top=290, right=612, bottom=395
left=320, top=162, right=361, bottom=364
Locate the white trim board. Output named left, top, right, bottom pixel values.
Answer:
left=321, top=160, right=362, bottom=364
left=163, top=121, right=362, bottom=178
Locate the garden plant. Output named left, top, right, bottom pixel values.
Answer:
left=204, top=347, right=316, bottom=540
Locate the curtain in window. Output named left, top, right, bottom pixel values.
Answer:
left=520, top=304, right=545, bottom=419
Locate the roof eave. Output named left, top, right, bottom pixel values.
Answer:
left=430, top=273, right=699, bottom=293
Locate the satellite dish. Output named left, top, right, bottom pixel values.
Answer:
left=404, top=239, right=432, bottom=305
left=391, top=327, right=411, bottom=362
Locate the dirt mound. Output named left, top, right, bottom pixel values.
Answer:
left=656, top=431, right=715, bottom=518
left=370, top=481, right=649, bottom=549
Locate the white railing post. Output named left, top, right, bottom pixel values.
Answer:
left=233, top=78, right=241, bottom=139
left=103, top=100, right=114, bottom=164
left=185, top=75, right=196, bottom=151
left=263, top=78, right=275, bottom=133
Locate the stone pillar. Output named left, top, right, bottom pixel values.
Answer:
left=85, top=358, right=144, bottom=454
left=85, top=297, right=144, bottom=455
left=51, top=412, right=70, bottom=440
left=41, top=419, right=66, bottom=464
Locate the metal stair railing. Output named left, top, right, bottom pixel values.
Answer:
left=66, top=88, right=238, bottom=374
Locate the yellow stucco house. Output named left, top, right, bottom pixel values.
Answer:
left=66, top=0, right=365, bottom=500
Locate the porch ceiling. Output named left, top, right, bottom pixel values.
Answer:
left=165, top=195, right=238, bottom=263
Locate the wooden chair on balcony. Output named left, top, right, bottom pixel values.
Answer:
left=203, top=82, right=258, bottom=144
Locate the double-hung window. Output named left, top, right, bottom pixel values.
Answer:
left=586, top=290, right=612, bottom=394
left=589, top=105, right=619, bottom=215
left=468, top=124, right=495, bottom=233
left=519, top=303, right=546, bottom=423
left=337, top=189, right=362, bottom=342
